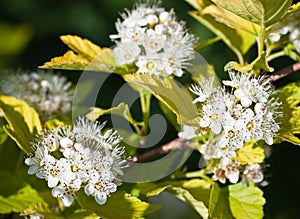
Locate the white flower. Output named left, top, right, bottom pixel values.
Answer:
left=178, top=125, right=197, bottom=140
left=25, top=117, right=127, bottom=207
left=223, top=71, right=273, bottom=107
left=212, top=158, right=240, bottom=184
left=110, top=1, right=196, bottom=76
left=52, top=179, right=81, bottom=207
left=0, top=70, right=73, bottom=120
left=190, top=76, right=216, bottom=103
left=25, top=146, right=49, bottom=176
left=267, top=10, right=300, bottom=53
left=242, top=164, right=264, bottom=184
left=113, top=41, right=141, bottom=65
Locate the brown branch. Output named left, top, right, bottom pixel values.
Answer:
left=131, top=138, right=190, bottom=163
left=268, top=61, right=300, bottom=82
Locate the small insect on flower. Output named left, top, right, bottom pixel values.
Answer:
left=25, top=117, right=128, bottom=206
left=0, top=70, right=73, bottom=121
left=110, top=0, right=197, bottom=77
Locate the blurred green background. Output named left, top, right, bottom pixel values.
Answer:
left=1, top=0, right=300, bottom=218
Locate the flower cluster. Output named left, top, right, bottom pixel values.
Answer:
left=180, top=70, right=281, bottom=184
left=25, top=117, right=127, bottom=207
left=267, top=10, right=300, bottom=53
left=0, top=70, right=73, bottom=120
left=110, top=1, right=197, bottom=77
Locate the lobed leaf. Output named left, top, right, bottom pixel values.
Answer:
left=228, top=183, right=266, bottom=219
left=138, top=179, right=211, bottom=219
left=235, top=140, right=265, bottom=165
left=208, top=182, right=234, bottom=219
left=212, top=0, right=292, bottom=27
left=0, top=95, right=42, bottom=153
left=277, top=82, right=300, bottom=145
left=0, top=184, right=46, bottom=214
left=86, top=102, right=142, bottom=126
left=124, top=74, right=198, bottom=124
left=76, top=190, right=160, bottom=219
left=40, top=35, right=116, bottom=72
left=225, top=51, right=274, bottom=72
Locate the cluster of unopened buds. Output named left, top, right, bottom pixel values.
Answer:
left=179, top=70, right=282, bottom=184
left=110, top=1, right=196, bottom=77
left=25, top=117, right=127, bottom=207
left=0, top=70, right=73, bottom=120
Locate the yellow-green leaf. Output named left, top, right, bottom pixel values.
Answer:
left=86, top=102, right=142, bottom=126
left=40, top=35, right=116, bottom=71
left=202, top=5, right=261, bottom=35
left=229, top=183, right=266, bottom=219
left=124, top=74, right=198, bottom=124
left=212, top=0, right=292, bottom=27
left=277, top=82, right=300, bottom=145
left=235, top=140, right=265, bottom=165
left=189, top=10, right=256, bottom=60
left=0, top=185, right=45, bottom=214
left=138, top=180, right=210, bottom=219
left=209, top=182, right=234, bottom=219
left=76, top=190, right=160, bottom=219
left=225, top=51, right=274, bottom=72
left=0, top=95, right=42, bottom=153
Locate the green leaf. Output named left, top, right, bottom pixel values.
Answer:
left=212, top=0, right=292, bottom=27
left=225, top=51, right=274, bottom=72
left=277, top=82, right=300, bottom=145
left=187, top=0, right=257, bottom=59
left=0, top=184, right=46, bottom=214
left=194, top=36, right=222, bottom=51
left=0, top=95, right=42, bottom=153
left=124, top=74, right=198, bottom=124
left=171, top=187, right=208, bottom=219
left=76, top=190, right=160, bottom=219
left=235, top=140, right=265, bottom=165
left=40, top=35, right=116, bottom=72
left=202, top=5, right=261, bottom=35
left=189, top=10, right=256, bottom=60
left=86, top=102, right=142, bottom=126
left=228, top=183, right=266, bottom=219
left=138, top=179, right=210, bottom=219
left=208, top=182, right=234, bottom=219
left=21, top=202, right=65, bottom=219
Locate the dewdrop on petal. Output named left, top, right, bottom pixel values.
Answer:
left=110, top=0, right=197, bottom=77
left=25, top=117, right=128, bottom=207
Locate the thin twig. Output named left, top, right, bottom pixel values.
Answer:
left=268, top=61, right=300, bottom=82
left=131, top=138, right=190, bottom=163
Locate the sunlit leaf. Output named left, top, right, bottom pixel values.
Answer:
left=229, top=183, right=265, bottom=219
left=21, top=202, right=65, bottom=219
left=138, top=179, right=210, bottom=219
left=0, top=95, right=42, bottom=153
left=277, top=82, right=300, bottom=145
left=202, top=5, right=261, bottom=35
left=189, top=10, right=256, bottom=59
left=212, top=0, right=292, bottom=27
left=208, top=182, right=234, bottom=219
left=40, top=35, right=116, bottom=71
left=124, top=74, right=198, bottom=124
left=194, top=36, right=221, bottom=51
left=171, top=187, right=208, bottom=219
left=0, top=184, right=46, bottom=214
left=225, top=51, right=274, bottom=72
left=76, top=190, right=160, bottom=219
left=86, top=102, right=142, bottom=126
left=235, top=140, right=265, bottom=165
